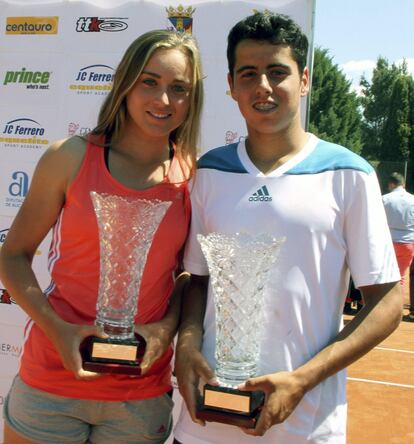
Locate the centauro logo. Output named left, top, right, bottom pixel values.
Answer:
left=6, top=16, right=58, bottom=35
left=3, top=68, right=51, bottom=90
left=76, top=17, right=128, bottom=32
left=69, top=64, right=114, bottom=95
left=1, top=118, right=49, bottom=146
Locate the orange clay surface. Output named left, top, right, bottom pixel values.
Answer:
left=346, top=310, right=414, bottom=444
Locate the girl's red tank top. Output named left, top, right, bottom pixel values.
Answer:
left=19, top=136, right=191, bottom=400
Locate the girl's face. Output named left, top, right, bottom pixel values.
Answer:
left=125, top=48, right=192, bottom=143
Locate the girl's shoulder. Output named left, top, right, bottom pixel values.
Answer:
left=39, top=136, right=88, bottom=187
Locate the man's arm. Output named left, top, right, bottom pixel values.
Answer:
left=241, top=281, right=402, bottom=437
left=174, top=273, right=216, bottom=425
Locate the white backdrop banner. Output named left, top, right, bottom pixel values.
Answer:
left=0, top=0, right=315, bottom=441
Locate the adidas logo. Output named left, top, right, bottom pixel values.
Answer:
left=248, top=185, right=272, bottom=202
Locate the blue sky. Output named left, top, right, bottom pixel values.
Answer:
left=313, top=0, right=414, bottom=91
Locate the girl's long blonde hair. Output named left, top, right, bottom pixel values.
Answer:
left=92, top=29, right=203, bottom=174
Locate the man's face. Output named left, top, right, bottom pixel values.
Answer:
left=228, top=40, right=308, bottom=137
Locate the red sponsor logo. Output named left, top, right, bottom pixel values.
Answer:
left=0, top=288, right=14, bottom=304
left=225, top=130, right=238, bottom=145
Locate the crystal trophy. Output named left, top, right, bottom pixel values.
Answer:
left=196, top=232, right=284, bottom=427
left=81, top=191, right=171, bottom=375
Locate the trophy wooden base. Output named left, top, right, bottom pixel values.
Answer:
left=196, top=384, right=264, bottom=428
left=80, top=333, right=146, bottom=375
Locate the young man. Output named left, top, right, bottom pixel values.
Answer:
left=174, top=12, right=402, bottom=444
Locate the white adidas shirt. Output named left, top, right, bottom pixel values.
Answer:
left=175, top=134, right=399, bottom=444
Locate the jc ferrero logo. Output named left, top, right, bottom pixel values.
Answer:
left=6, top=16, right=59, bottom=35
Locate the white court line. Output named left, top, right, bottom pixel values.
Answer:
left=374, top=346, right=414, bottom=355
left=348, top=377, right=414, bottom=389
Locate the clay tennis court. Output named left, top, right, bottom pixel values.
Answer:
left=346, top=306, right=414, bottom=443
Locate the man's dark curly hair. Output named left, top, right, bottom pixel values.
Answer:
left=227, top=12, right=309, bottom=77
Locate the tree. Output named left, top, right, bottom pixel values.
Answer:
left=381, top=73, right=411, bottom=161
left=309, top=47, right=362, bottom=153
left=360, top=57, right=403, bottom=159
left=405, top=74, right=414, bottom=190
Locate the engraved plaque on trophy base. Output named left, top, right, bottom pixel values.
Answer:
left=195, top=232, right=284, bottom=429
left=196, top=384, right=264, bottom=428
left=81, top=333, right=146, bottom=375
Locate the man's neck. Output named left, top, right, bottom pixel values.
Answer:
left=245, top=127, right=309, bottom=175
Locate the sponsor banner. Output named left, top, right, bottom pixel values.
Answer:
left=0, top=226, right=8, bottom=246
left=0, top=323, right=24, bottom=377
left=0, top=116, right=50, bottom=163
left=69, top=63, right=114, bottom=96
left=0, top=377, right=12, bottom=406
left=0, top=376, right=14, bottom=408
left=0, top=160, right=35, bottom=218
left=75, top=16, right=128, bottom=33
left=1, top=117, right=49, bottom=143
left=0, top=291, right=27, bottom=327
left=5, top=16, right=59, bottom=35
left=0, top=216, right=52, bottom=294
left=0, top=0, right=313, bottom=151
left=57, top=53, right=122, bottom=130
left=0, top=218, right=27, bottom=324
left=0, top=376, right=15, bottom=439
left=0, top=106, right=60, bottom=163
left=3, top=67, right=51, bottom=89
left=67, top=121, right=94, bottom=138
left=224, top=130, right=241, bottom=146
left=166, top=4, right=195, bottom=34
left=0, top=216, right=12, bottom=290
left=1, top=2, right=65, bottom=53
left=0, top=53, right=64, bottom=105
left=58, top=2, right=153, bottom=54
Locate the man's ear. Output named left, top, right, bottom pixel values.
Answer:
left=300, top=67, right=310, bottom=96
left=227, top=72, right=237, bottom=100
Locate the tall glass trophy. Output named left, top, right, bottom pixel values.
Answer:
left=81, top=191, right=171, bottom=375
left=196, top=232, right=284, bottom=427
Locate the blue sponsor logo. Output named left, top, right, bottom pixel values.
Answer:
left=2, top=118, right=45, bottom=136
left=0, top=228, right=8, bottom=243
left=8, top=171, right=29, bottom=197
left=74, top=64, right=114, bottom=83
left=70, top=64, right=114, bottom=95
